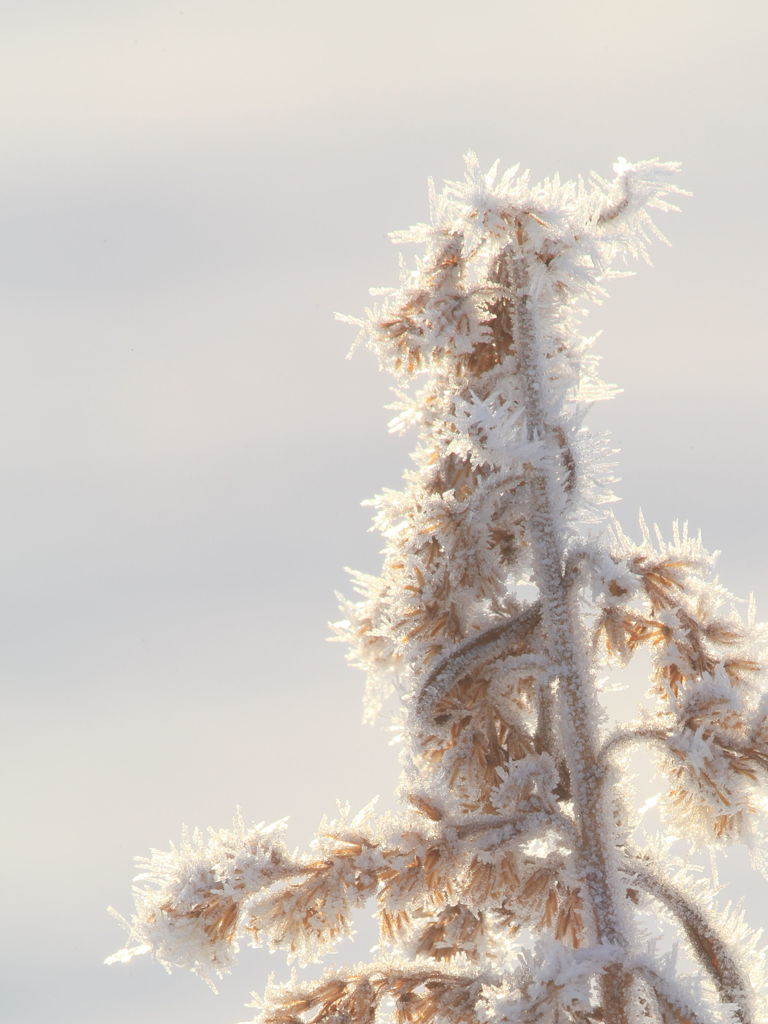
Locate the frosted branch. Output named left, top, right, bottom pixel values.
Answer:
left=257, top=959, right=495, bottom=1024
left=414, top=603, right=543, bottom=726
left=598, top=728, right=671, bottom=770
left=110, top=153, right=768, bottom=1024
left=625, top=852, right=753, bottom=1024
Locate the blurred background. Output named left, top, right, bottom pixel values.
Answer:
left=1, top=1, right=766, bottom=1021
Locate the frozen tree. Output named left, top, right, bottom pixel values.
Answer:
left=109, top=155, right=768, bottom=1024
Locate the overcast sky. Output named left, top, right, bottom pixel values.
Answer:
left=2, top=3, right=767, bottom=1023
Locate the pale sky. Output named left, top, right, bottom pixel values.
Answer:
left=2, top=3, right=768, bottom=1022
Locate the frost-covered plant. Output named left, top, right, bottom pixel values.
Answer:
left=110, top=155, right=768, bottom=1024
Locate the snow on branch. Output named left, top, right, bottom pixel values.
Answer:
left=111, top=154, right=768, bottom=1024
left=624, top=850, right=754, bottom=1024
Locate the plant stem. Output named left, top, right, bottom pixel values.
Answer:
left=499, top=240, right=630, bottom=1024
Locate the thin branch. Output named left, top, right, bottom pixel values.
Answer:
left=453, top=807, right=577, bottom=845
left=597, top=164, right=634, bottom=225
left=599, top=726, right=768, bottom=791
left=634, top=964, right=720, bottom=1024
left=262, top=962, right=494, bottom=1024
left=553, top=424, right=578, bottom=494
left=598, top=727, right=671, bottom=770
left=414, top=602, right=542, bottom=723
left=625, top=851, right=753, bottom=1024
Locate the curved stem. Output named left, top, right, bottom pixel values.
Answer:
left=597, top=172, right=632, bottom=225
left=599, top=726, right=768, bottom=792
left=414, top=603, right=542, bottom=723
left=624, top=850, right=753, bottom=1024
left=598, top=727, right=671, bottom=771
